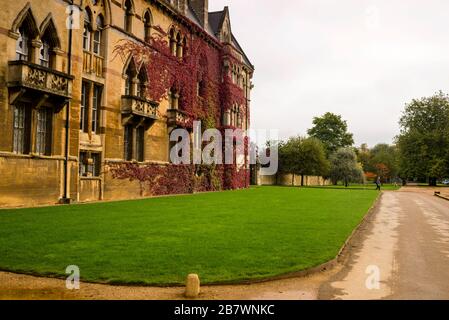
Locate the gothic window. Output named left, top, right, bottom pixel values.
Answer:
left=39, top=41, right=50, bottom=67
left=136, top=67, right=147, bottom=98
left=93, top=15, right=104, bottom=56
left=124, top=59, right=137, bottom=96
left=16, top=26, right=31, bottom=61
left=83, top=10, right=92, bottom=51
left=14, top=6, right=40, bottom=62
left=228, top=105, right=241, bottom=128
left=143, top=10, right=152, bottom=41
left=124, top=0, right=133, bottom=33
left=39, top=17, right=60, bottom=69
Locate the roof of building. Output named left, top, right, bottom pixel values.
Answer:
left=187, top=4, right=254, bottom=70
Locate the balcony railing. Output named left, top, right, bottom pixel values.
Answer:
left=7, top=60, right=73, bottom=98
left=121, top=95, right=159, bottom=120
left=167, top=108, right=191, bottom=128
left=83, top=51, right=103, bottom=77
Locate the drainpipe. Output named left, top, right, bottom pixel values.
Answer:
left=62, top=2, right=74, bottom=204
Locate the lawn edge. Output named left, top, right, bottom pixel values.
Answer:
left=434, top=192, right=449, bottom=201
left=203, top=191, right=384, bottom=286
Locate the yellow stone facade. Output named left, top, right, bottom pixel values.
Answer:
left=0, top=0, right=253, bottom=207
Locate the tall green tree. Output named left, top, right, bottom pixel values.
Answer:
left=370, top=144, right=400, bottom=181
left=396, top=91, right=449, bottom=185
left=329, top=148, right=364, bottom=187
left=307, top=112, right=354, bottom=156
left=278, top=136, right=329, bottom=186
left=357, top=143, right=372, bottom=172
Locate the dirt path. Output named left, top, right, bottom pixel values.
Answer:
left=320, top=188, right=449, bottom=300
left=0, top=267, right=341, bottom=300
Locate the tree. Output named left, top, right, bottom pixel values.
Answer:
left=357, top=143, right=372, bottom=173
left=278, top=136, right=329, bottom=186
left=307, top=112, right=354, bottom=156
left=396, top=91, right=449, bottom=186
left=370, top=144, right=399, bottom=182
left=329, top=148, right=364, bottom=187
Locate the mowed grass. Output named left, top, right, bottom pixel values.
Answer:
left=0, top=187, right=379, bottom=285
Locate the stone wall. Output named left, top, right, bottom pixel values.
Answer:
left=0, top=156, right=62, bottom=207
left=259, top=173, right=330, bottom=187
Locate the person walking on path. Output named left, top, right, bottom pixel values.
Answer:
left=375, top=177, right=381, bottom=191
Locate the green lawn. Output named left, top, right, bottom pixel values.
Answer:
left=0, top=187, right=379, bottom=286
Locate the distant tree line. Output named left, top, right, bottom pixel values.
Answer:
left=264, top=91, right=449, bottom=187
left=396, top=91, right=449, bottom=186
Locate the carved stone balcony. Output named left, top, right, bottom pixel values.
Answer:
left=7, top=60, right=73, bottom=102
left=167, top=108, right=191, bottom=128
left=121, top=95, right=159, bottom=120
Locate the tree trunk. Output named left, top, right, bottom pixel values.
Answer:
left=292, top=174, right=295, bottom=186
left=301, top=175, right=305, bottom=187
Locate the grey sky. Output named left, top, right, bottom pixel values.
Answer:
left=209, top=0, right=449, bottom=147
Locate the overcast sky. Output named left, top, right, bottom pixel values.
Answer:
left=209, top=0, right=449, bottom=147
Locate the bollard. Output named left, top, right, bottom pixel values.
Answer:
left=185, top=274, right=200, bottom=298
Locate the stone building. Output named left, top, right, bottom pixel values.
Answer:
left=0, top=0, right=254, bottom=207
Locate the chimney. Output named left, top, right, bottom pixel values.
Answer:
left=190, top=0, right=208, bottom=29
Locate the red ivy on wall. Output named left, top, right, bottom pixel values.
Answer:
left=111, top=23, right=250, bottom=195
left=109, top=163, right=249, bottom=197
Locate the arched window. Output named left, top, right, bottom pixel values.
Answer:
left=93, top=15, right=104, bottom=56
left=136, top=67, right=147, bottom=98
left=13, top=6, right=39, bottom=62
left=39, top=18, right=60, bottom=68
left=124, top=61, right=136, bottom=96
left=143, top=10, right=152, bottom=41
left=83, top=9, right=92, bottom=51
left=82, top=4, right=107, bottom=76
left=39, top=39, right=50, bottom=67
left=16, top=26, right=30, bottom=61
left=124, top=0, right=133, bottom=33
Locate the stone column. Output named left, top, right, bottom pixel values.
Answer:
left=52, top=48, right=65, bottom=72
left=131, top=76, right=139, bottom=96
left=30, top=39, right=42, bottom=65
